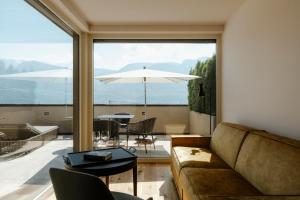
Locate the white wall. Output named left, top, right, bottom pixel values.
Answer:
left=189, top=111, right=210, bottom=136
left=222, top=0, right=300, bottom=140
left=0, top=106, right=73, bottom=133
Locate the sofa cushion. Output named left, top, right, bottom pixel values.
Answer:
left=180, top=168, right=261, bottom=200
left=172, top=146, right=230, bottom=177
left=210, top=122, right=253, bottom=168
left=235, top=131, right=300, bottom=195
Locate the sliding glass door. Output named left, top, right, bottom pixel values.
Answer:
left=0, top=0, right=79, bottom=199
left=92, top=40, right=216, bottom=159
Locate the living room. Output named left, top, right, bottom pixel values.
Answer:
left=0, top=0, right=299, bottom=200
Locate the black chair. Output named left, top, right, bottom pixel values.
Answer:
left=114, top=113, right=131, bottom=128
left=93, top=120, right=103, bottom=140
left=126, top=118, right=156, bottom=153
left=94, top=119, right=120, bottom=145
left=49, top=168, right=143, bottom=200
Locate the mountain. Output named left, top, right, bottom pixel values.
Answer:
left=0, top=59, right=64, bottom=75
left=97, top=56, right=209, bottom=74
left=94, top=68, right=116, bottom=76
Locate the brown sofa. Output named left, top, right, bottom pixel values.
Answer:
left=171, top=122, right=300, bottom=200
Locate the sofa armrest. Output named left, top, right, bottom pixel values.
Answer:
left=171, top=135, right=211, bottom=148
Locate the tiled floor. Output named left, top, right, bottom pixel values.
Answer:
left=0, top=134, right=171, bottom=200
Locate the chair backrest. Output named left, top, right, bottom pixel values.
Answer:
left=114, top=113, right=131, bottom=124
left=142, top=117, right=156, bottom=134
left=93, top=120, right=103, bottom=132
left=93, top=120, right=120, bottom=138
left=127, top=118, right=156, bottom=135
left=49, top=168, right=115, bottom=200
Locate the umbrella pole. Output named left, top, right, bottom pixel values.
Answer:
left=65, top=78, right=68, bottom=117
left=144, top=77, right=147, bottom=120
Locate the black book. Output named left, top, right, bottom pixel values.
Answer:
left=83, top=151, right=112, bottom=161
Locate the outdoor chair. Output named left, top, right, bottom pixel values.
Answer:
left=49, top=168, right=143, bottom=200
left=113, top=112, right=131, bottom=129
left=126, top=118, right=156, bottom=153
left=93, top=119, right=120, bottom=145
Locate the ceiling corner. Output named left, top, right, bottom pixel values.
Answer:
left=41, top=0, right=90, bottom=33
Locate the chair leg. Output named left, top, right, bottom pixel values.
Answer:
left=151, top=135, right=156, bottom=149
left=126, top=135, right=129, bottom=148
left=144, top=143, right=147, bottom=153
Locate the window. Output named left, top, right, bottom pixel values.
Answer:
left=92, top=40, right=216, bottom=159
left=0, top=1, right=78, bottom=199
left=93, top=41, right=216, bottom=105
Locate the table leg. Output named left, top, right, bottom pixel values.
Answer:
left=133, top=165, right=137, bottom=196
left=105, top=176, right=109, bottom=188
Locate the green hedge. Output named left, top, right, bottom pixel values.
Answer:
left=188, top=55, right=216, bottom=115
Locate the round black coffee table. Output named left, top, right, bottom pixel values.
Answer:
left=64, top=148, right=138, bottom=196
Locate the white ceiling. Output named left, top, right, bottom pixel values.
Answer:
left=65, top=0, right=245, bottom=25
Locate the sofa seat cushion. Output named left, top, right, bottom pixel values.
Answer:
left=180, top=168, right=261, bottom=200
left=172, top=146, right=229, bottom=177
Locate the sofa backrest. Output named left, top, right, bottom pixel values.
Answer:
left=210, top=122, right=253, bottom=168
left=235, top=131, right=300, bottom=195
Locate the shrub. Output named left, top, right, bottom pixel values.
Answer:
left=188, top=55, right=216, bottom=115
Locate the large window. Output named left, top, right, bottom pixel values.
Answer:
left=93, top=40, right=216, bottom=159
left=93, top=41, right=216, bottom=105
left=0, top=1, right=77, bottom=199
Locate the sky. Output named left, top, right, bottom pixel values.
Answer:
left=0, top=0, right=215, bottom=69
left=0, top=0, right=73, bottom=67
left=94, top=43, right=216, bottom=70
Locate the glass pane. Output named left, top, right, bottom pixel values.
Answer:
left=0, top=0, right=73, bottom=199
left=93, top=41, right=216, bottom=159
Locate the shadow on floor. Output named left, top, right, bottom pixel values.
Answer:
left=24, top=147, right=73, bottom=185
left=0, top=147, right=72, bottom=200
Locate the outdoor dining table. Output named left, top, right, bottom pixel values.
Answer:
left=96, top=114, right=135, bottom=120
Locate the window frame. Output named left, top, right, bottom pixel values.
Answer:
left=92, top=39, right=217, bottom=107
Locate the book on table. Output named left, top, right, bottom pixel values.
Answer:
left=66, top=147, right=137, bottom=167
left=83, top=151, right=112, bottom=161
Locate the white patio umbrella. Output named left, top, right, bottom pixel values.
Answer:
left=0, top=69, right=72, bottom=117
left=95, top=67, right=200, bottom=118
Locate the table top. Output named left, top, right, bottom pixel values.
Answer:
left=65, top=147, right=137, bottom=177
left=96, top=114, right=135, bottom=119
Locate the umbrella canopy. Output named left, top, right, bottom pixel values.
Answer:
left=95, top=67, right=200, bottom=118
left=95, top=68, right=199, bottom=83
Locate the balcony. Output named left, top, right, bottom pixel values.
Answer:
left=0, top=104, right=213, bottom=159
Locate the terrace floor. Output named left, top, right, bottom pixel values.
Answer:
left=0, top=135, right=72, bottom=200
left=0, top=134, right=171, bottom=200
left=95, top=134, right=171, bottom=160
